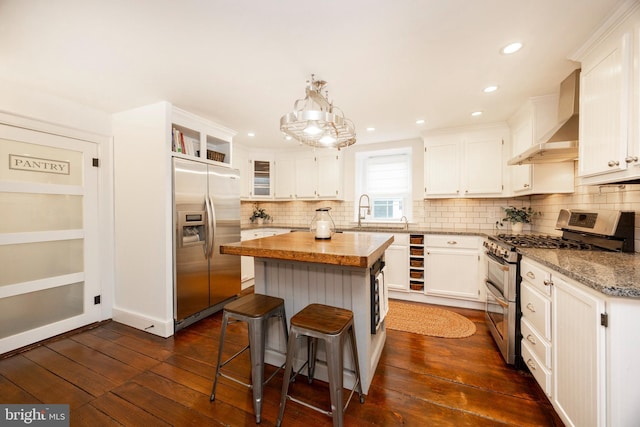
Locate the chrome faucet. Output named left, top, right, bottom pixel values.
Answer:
left=400, top=215, right=408, bottom=230
left=357, top=194, right=371, bottom=227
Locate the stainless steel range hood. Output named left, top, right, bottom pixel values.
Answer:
left=508, top=69, right=580, bottom=165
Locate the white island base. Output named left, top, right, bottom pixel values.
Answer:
left=254, top=257, right=386, bottom=395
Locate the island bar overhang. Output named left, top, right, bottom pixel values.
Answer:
left=220, top=231, right=394, bottom=394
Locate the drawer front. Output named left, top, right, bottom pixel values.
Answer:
left=521, top=317, right=551, bottom=369
left=521, top=282, right=551, bottom=341
left=520, top=258, right=552, bottom=296
left=393, top=233, right=410, bottom=245
left=425, top=235, right=477, bottom=249
left=522, top=341, right=552, bottom=397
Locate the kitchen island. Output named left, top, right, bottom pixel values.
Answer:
left=220, top=231, right=394, bottom=394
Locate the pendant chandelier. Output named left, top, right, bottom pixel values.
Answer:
left=280, top=74, right=356, bottom=149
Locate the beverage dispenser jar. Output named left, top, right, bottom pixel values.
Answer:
left=310, top=207, right=336, bottom=240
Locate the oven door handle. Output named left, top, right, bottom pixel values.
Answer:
left=486, top=281, right=509, bottom=308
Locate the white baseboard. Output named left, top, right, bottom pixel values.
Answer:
left=388, top=290, right=484, bottom=311
left=111, top=306, right=174, bottom=338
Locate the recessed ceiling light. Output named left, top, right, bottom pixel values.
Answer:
left=366, top=127, right=375, bottom=132
left=247, top=132, right=255, bottom=137
left=501, top=42, right=523, bottom=55
left=284, top=135, right=292, bottom=141
left=471, top=111, right=483, bottom=117
left=483, top=85, right=498, bottom=93
left=416, top=119, right=425, bottom=125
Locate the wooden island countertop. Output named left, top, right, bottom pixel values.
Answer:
left=220, top=231, right=393, bottom=268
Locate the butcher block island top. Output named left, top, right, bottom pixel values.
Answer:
left=220, top=231, right=394, bottom=268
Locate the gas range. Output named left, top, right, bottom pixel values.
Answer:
left=483, top=209, right=634, bottom=366
left=484, top=209, right=636, bottom=264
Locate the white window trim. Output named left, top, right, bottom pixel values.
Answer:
left=355, top=147, right=412, bottom=224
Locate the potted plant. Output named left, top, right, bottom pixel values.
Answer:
left=498, top=206, right=539, bottom=233
left=250, top=204, right=271, bottom=225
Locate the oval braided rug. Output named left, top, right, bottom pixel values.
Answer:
left=385, top=300, right=476, bottom=338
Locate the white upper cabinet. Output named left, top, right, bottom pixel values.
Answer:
left=424, top=135, right=460, bottom=197
left=294, top=151, right=317, bottom=198
left=507, top=96, right=575, bottom=195
left=240, top=146, right=343, bottom=200
left=281, top=150, right=344, bottom=200
left=235, top=147, right=274, bottom=200
left=316, top=151, right=343, bottom=198
left=274, top=152, right=296, bottom=199
left=425, top=125, right=507, bottom=198
left=171, top=107, right=234, bottom=167
left=574, top=3, right=640, bottom=184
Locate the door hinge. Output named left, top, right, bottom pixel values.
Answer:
left=94, top=295, right=101, bottom=305
left=600, top=313, right=608, bottom=327
left=92, top=158, right=100, bottom=167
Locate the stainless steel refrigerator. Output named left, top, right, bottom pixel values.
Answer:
left=173, top=157, right=241, bottom=331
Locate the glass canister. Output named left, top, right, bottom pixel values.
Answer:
left=310, top=207, right=336, bottom=240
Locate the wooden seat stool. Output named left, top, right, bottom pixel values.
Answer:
left=276, top=303, right=364, bottom=427
left=210, top=293, right=288, bottom=424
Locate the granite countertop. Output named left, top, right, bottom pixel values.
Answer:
left=222, top=231, right=393, bottom=268
left=243, top=224, right=488, bottom=237
left=518, top=248, right=640, bottom=298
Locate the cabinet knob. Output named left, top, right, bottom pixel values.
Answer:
left=625, top=156, right=638, bottom=163
left=523, top=183, right=530, bottom=188
left=526, top=302, right=536, bottom=313
left=608, top=160, right=620, bottom=167
left=447, top=241, right=457, bottom=245
left=543, top=279, right=553, bottom=287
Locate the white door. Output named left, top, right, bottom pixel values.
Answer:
left=0, top=124, right=100, bottom=354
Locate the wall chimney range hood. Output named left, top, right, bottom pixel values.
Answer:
left=508, top=69, right=580, bottom=165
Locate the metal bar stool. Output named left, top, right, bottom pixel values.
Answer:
left=210, top=293, right=288, bottom=424
left=276, top=303, right=364, bottom=427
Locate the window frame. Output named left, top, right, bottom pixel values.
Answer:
left=355, top=147, right=412, bottom=223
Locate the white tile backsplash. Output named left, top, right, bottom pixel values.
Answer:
left=242, top=182, right=640, bottom=251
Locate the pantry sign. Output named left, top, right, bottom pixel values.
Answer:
left=9, top=154, right=70, bottom=175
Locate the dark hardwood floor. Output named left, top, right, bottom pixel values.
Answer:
left=0, top=297, right=561, bottom=426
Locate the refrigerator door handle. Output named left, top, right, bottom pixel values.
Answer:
left=205, top=196, right=214, bottom=258
left=206, top=196, right=217, bottom=259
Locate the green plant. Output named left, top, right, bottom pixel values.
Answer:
left=501, top=206, right=539, bottom=224
left=250, top=204, right=270, bottom=222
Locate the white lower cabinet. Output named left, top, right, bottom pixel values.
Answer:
left=385, top=233, right=409, bottom=292
left=553, top=274, right=605, bottom=427
left=520, top=256, right=640, bottom=427
left=240, top=229, right=290, bottom=286
left=424, top=235, right=481, bottom=300
left=520, top=276, right=552, bottom=397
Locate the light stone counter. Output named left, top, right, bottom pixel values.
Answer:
left=518, top=248, right=640, bottom=298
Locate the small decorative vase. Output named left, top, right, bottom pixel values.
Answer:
left=256, top=218, right=264, bottom=225
left=511, top=222, right=523, bottom=234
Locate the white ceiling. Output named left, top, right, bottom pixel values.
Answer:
left=0, top=0, right=622, bottom=148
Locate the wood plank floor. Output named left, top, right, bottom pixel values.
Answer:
left=0, top=297, right=562, bottom=426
